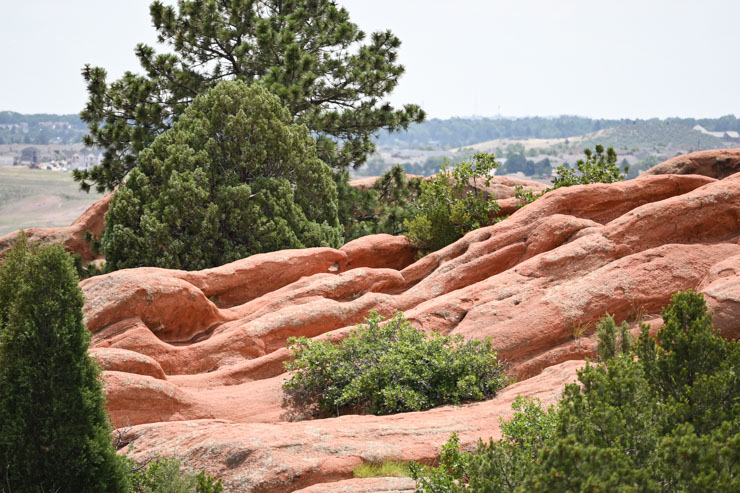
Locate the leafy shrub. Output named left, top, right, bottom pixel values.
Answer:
left=283, top=311, right=508, bottom=417
left=102, top=80, right=342, bottom=271
left=404, top=153, right=500, bottom=253
left=513, top=145, right=628, bottom=210
left=0, top=234, right=129, bottom=492
left=551, top=144, right=627, bottom=188
left=413, top=291, right=740, bottom=492
left=126, top=456, right=223, bottom=493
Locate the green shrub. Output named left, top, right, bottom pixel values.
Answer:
left=413, top=291, right=740, bottom=492
left=552, top=144, right=627, bottom=189
left=595, top=313, right=633, bottom=361
left=0, top=234, right=129, bottom=492
left=126, top=456, right=223, bottom=493
left=513, top=145, right=628, bottom=210
left=283, top=311, right=508, bottom=416
left=102, top=80, right=342, bottom=271
left=404, top=153, right=500, bottom=253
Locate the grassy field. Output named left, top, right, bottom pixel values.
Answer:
left=0, top=166, right=103, bottom=235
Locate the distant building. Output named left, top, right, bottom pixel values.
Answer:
left=19, top=146, right=40, bottom=166
left=693, top=125, right=740, bottom=141
left=70, top=148, right=104, bottom=169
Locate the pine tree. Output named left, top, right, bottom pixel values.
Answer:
left=76, top=0, right=425, bottom=193
left=0, top=235, right=128, bottom=492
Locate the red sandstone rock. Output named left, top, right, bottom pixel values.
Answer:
left=119, top=361, right=583, bottom=492
left=82, top=270, right=223, bottom=342
left=478, top=175, right=549, bottom=199
left=340, top=234, right=417, bottom=271
left=0, top=192, right=111, bottom=261
left=293, top=477, right=415, bottom=492
left=350, top=173, right=546, bottom=200
left=83, top=173, right=738, bottom=383
left=645, top=148, right=740, bottom=178
left=89, top=347, right=166, bottom=380
left=60, top=149, right=740, bottom=492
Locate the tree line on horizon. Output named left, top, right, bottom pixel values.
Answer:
left=3, top=110, right=739, bottom=149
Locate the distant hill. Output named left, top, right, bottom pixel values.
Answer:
left=3, top=110, right=739, bottom=150
left=578, top=121, right=728, bottom=151
left=376, top=115, right=740, bottom=149
left=0, top=111, right=86, bottom=145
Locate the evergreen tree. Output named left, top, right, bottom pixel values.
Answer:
left=76, top=0, right=424, bottom=193
left=337, top=165, right=423, bottom=242
left=0, top=235, right=128, bottom=492
left=413, top=291, right=740, bottom=492
left=102, top=80, right=342, bottom=271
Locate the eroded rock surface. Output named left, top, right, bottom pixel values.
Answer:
left=645, top=148, right=740, bottom=178
left=73, top=150, right=740, bottom=491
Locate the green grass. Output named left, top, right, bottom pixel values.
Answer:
left=0, top=167, right=102, bottom=235
left=353, top=460, right=412, bottom=478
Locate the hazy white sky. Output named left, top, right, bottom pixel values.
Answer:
left=1, top=0, right=738, bottom=119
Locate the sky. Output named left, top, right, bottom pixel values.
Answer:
left=1, top=0, right=738, bottom=120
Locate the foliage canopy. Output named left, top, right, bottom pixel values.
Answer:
left=412, top=291, right=740, bottom=492
left=337, top=164, right=423, bottom=242
left=102, top=80, right=342, bottom=271
left=0, top=235, right=129, bottom=492
left=76, top=0, right=424, bottom=192
left=283, top=311, right=508, bottom=417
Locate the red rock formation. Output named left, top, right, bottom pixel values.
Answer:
left=71, top=156, right=740, bottom=490
left=118, top=361, right=583, bottom=492
left=293, top=477, right=415, bottom=493
left=644, top=148, right=740, bottom=178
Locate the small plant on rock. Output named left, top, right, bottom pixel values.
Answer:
left=283, top=311, right=508, bottom=416
left=404, top=153, right=500, bottom=253
left=552, top=144, right=627, bottom=189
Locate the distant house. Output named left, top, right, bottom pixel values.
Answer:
left=70, top=148, right=104, bottom=169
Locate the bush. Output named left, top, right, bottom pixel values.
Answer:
left=0, top=234, right=129, bottom=492
left=514, top=145, right=628, bottom=209
left=283, top=311, right=508, bottom=417
left=411, top=397, right=558, bottom=492
left=102, top=80, right=342, bottom=271
left=551, top=144, right=627, bottom=189
left=413, top=291, right=740, bottom=492
left=126, top=456, right=223, bottom=493
left=404, top=153, right=500, bottom=253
